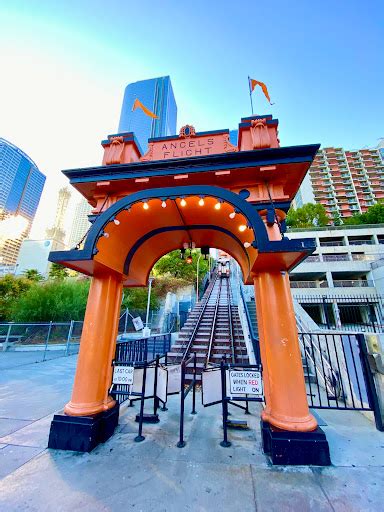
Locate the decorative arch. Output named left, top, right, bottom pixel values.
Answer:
left=83, top=185, right=269, bottom=258
left=50, top=185, right=273, bottom=284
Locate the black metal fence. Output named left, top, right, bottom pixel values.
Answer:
left=113, top=333, right=172, bottom=404
left=295, top=294, right=384, bottom=333
left=298, top=331, right=383, bottom=431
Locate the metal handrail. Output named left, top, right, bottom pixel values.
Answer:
left=296, top=314, right=341, bottom=397
left=206, top=278, right=223, bottom=366
left=179, top=272, right=218, bottom=362
left=239, top=285, right=259, bottom=344
left=227, top=280, right=236, bottom=364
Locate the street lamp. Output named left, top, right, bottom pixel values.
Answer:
left=143, top=276, right=154, bottom=338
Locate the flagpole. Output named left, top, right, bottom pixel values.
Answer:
left=248, top=76, right=254, bottom=116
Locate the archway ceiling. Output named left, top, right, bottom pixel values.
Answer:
left=94, top=196, right=255, bottom=286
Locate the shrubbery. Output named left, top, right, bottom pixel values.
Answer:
left=11, top=279, right=90, bottom=322
left=0, top=249, right=209, bottom=322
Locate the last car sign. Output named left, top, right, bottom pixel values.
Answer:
left=113, top=366, right=134, bottom=385
left=229, top=370, right=263, bottom=397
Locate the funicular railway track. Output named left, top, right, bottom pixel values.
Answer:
left=168, top=271, right=249, bottom=382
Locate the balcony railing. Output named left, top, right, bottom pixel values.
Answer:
left=351, top=253, right=377, bottom=261
left=304, top=255, right=321, bottom=262
left=333, top=280, right=373, bottom=288
left=290, top=281, right=328, bottom=289
left=319, top=241, right=345, bottom=247
left=348, top=239, right=374, bottom=245
left=322, top=254, right=350, bottom=262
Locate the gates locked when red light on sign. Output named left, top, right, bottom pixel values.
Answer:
left=229, top=370, right=263, bottom=396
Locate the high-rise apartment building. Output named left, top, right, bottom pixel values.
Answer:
left=0, top=138, right=46, bottom=265
left=302, top=146, right=384, bottom=221
left=377, top=138, right=384, bottom=162
left=118, top=76, right=177, bottom=152
left=46, top=187, right=71, bottom=244
left=68, top=197, right=92, bottom=248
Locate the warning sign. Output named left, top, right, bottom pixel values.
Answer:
left=229, top=370, right=262, bottom=397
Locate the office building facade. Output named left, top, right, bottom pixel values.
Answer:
left=288, top=224, right=384, bottom=331
left=301, top=146, right=384, bottom=221
left=118, top=76, right=177, bottom=152
left=0, top=138, right=46, bottom=265
left=68, top=197, right=92, bottom=248
left=46, top=187, right=71, bottom=244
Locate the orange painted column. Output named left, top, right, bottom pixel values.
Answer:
left=64, top=271, right=123, bottom=416
left=253, top=270, right=317, bottom=431
left=254, top=208, right=317, bottom=431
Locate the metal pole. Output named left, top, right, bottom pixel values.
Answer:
left=145, top=277, right=154, bottom=328
left=356, top=334, right=384, bottom=431
left=43, top=321, right=53, bottom=362
left=177, top=361, right=186, bottom=448
left=220, top=361, right=231, bottom=447
left=191, top=352, right=197, bottom=415
left=124, top=308, right=129, bottom=334
left=135, top=362, right=147, bottom=442
left=322, top=296, right=330, bottom=329
left=196, top=254, right=202, bottom=303
left=248, top=76, right=254, bottom=115
left=3, top=323, right=12, bottom=352
left=65, top=320, right=74, bottom=356
left=154, top=355, right=159, bottom=416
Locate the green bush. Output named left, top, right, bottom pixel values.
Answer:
left=121, top=286, right=159, bottom=311
left=11, top=279, right=90, bottom=322
left=0, top=274, right=32, bottom=321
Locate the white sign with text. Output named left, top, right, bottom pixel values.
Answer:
left=229, top=370, right=263, bottom=396
left=112, top=366, right=134, bottom=385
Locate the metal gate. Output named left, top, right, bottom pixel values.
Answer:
left=299, top=331, right=383, bottom=430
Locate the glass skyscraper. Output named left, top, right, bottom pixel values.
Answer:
left=118, top=76, right=177, bottom=153
left=0, top=138, right=46, bottom=265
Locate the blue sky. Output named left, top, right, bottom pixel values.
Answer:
left=0, top=0, right=383, bottom=234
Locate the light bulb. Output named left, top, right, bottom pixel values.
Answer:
left=180, top=198, right=187, bottom=207
left=244, top=242, right=251, bottom=248
left=229, top=211, right=236, bottom=219
left=199, top=198, right=205, bottom=206
left=239, top=224, right=247, bottom=232
left=143, top=202, right=149, bottom=210
left=214, top=202, right=221, bottom=210
left=161, top=201, right=167, bottom=208
left=113, top=219, right=120, bottom=225
left=103, top=232, right=110, bottom=238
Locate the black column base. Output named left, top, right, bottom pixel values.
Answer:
left=48, top=402, right=120, bottom=452
left=261, top=420, right=331, bottom=466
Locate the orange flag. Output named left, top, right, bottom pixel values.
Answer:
left=132, top=98, right=159, bottom=119
left=249, top=78, right=272, bottom=104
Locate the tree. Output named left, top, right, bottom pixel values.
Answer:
left=49, top=263, right=69, bottom=280
left=22, top=269, right=44, bottom=282
left=0, top=275, right=32, bottom=321
left=153, top=250, right=209, bottom=283
left=344, top=201, right=384, bottom=226
left=286, top=203, right=330, bottom=229
left=121, top=287, right=159, bottom=311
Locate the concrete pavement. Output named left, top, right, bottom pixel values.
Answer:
left=0, top=352, right=383, bottom=511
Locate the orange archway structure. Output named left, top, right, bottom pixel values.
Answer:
left=48, top=115, right=328, bottom=460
